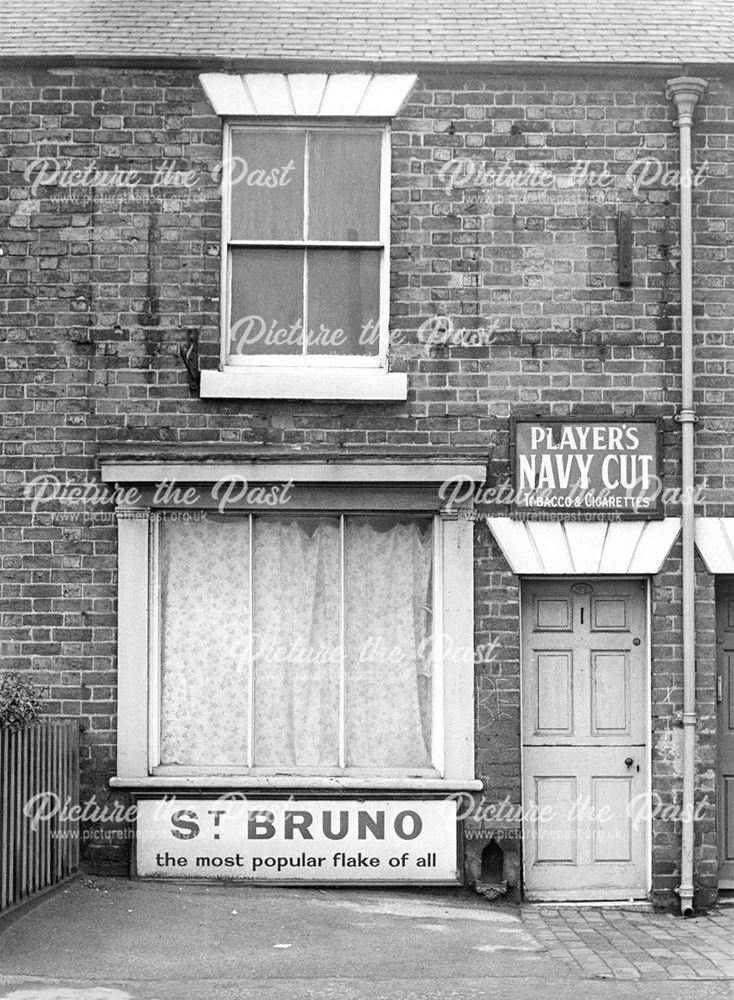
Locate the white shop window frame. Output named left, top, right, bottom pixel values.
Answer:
left=148, top=510, right=442, bottom=778
left=111, top=478, right=479, bottom=792
left=220, top=120, right=391, bottom=371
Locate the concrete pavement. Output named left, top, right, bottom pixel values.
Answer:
left=0, top=877, right=733, bottom=1000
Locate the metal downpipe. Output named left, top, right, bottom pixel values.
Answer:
left=665, top=75, right=707, bottom=917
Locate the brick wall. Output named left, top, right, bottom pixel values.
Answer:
left=1, top=65, right=732, bottom=903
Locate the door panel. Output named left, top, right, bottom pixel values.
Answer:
left=724, top=777, right=734, bottom=864
left=592, top=778, right=632, bottom=862
left=591, top=652, right=630, bottom=735
left=534, top=777, right=577, bottom=863
left=522, top=579, right=648, bottom=901
left=716, top=589, right=734, bottom=886
left=591, top=597, right=628, bottom=630
left=535, top=652, right=573, bottom=733
left=536, top=597, right=572, bottom=630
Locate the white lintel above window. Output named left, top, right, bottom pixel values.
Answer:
left=198, top=73, right=417, bottom=402
left=199, top=73, right=417, bottom=118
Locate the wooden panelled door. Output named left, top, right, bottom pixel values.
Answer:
left=716, top=584, right=734, bottom=888
left=521, top=579, right=648, bottom=901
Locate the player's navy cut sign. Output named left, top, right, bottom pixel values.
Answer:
left=512, top=419, right=662, bottom=515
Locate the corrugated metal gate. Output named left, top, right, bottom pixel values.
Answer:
left=1, top=721, right=80, bottom=914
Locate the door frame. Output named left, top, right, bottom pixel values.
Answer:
left=716, top=578, right=734, bottom=890
left=519, top=575, right=653, bottom=901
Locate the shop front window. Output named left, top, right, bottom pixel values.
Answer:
left=155, top=513, right=435, bottom=774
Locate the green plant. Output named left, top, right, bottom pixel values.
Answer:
left=0, top=671, right=44, bottom=731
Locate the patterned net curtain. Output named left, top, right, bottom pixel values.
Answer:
left=159, top=514, right=433, bottom=770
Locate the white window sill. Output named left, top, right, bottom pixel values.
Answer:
left=111, top=775, right=483, bottom=792
left=200, top=368, right=408, bottom=401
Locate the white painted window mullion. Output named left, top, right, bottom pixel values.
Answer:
left=148, top=512, right=161, bottom=774
left=303, top=129, right=310, bottom=358
left=247, top=513, right=255, bottom=768
left=431, top=515, right=445, bottom=776
left=339, top=513, right=347, bottom=769
left=221, top=122, right=232, bottom=366
left=378, top=125, right=390, bottom=369
left=228, top=240, right=383, bottom=249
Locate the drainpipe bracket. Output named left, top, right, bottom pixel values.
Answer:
left=681, top=711, right=697, bottom=726
left=675, top=410, right=698, bottom=425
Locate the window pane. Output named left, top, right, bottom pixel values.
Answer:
left=344, top=517, right=434, bottom=768
left=307, top=249, right=380, bottom=356
left=308, top=131, right=381, bottom=241
left=229, top=249, right=304, bottom=356
left=229, top=130, right=304, bottom=240
left=252, top=516, right=341, bottom=767
left=159, top=516, right=249, bottom=767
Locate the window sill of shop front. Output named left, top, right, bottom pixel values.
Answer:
left=110, top=775, right=483, bottom=792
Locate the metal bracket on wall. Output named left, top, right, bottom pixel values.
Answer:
left=617, top=210, right=633, bottom=286
left=179, top=330, right=200, bottom=390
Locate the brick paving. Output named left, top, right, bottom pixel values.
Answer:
left=522, top=905, right=734, bottom=980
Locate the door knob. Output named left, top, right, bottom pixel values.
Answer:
left=624, top=757, right=634, bottom=768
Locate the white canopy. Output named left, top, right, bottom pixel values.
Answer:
left=486, top=517, right=681, bottom=575
left=695, top=518, right=734, bottom=573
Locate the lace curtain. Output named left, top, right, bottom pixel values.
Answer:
left=159, top=516, right=249, bottom=766
left=159, top=514, right=434, bottom=769
left=345, top=517, right=433, bottom=767
left=253, top=517, right=341, bottom=767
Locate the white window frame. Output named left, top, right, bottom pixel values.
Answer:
left=221, top=121, right=391, bottom=371
left=200, top=120, right=407, bottom=401
left=109, top=463, right=481, bottom=792
left=148, top=510, right=441, bottom=779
